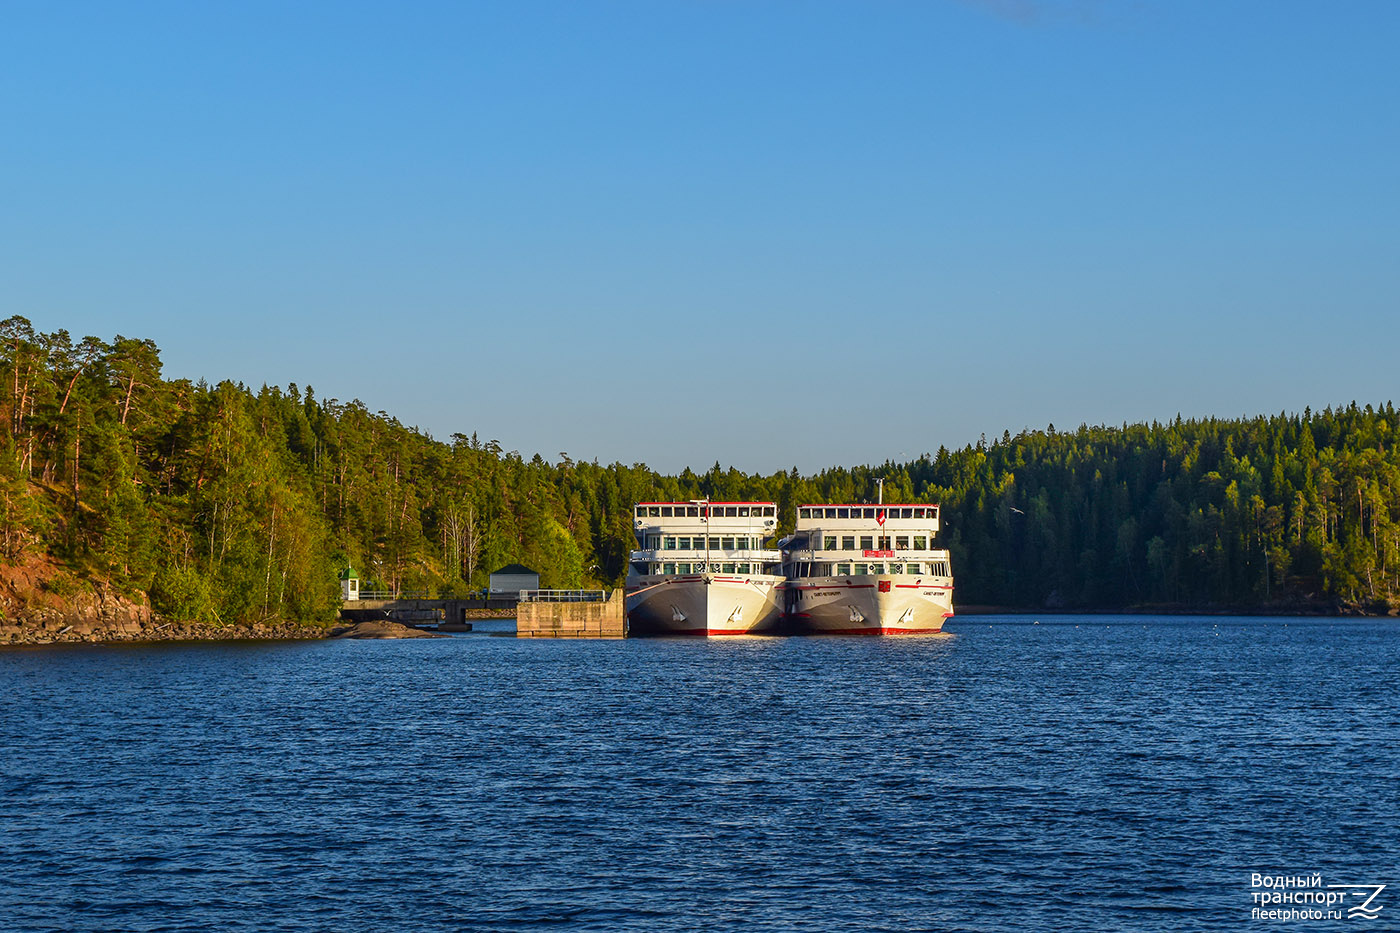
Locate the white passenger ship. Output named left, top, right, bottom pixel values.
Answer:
left=781, top=491, right=954, bottom=634
left=625, top=500, right=785, bottom=636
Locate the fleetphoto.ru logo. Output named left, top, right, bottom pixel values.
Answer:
left=1250, top=873, right=1386, bottom=922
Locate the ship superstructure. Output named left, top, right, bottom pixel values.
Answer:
left=782, top=497, right=954, bottom=634
left=625, top=501, right=784, bottom=636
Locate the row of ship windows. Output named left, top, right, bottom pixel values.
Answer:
left=799, top=506, right=937, bottom=520
left=643, top=561, right=951, bottom=577
left=788, top=562, right=952, bottom=577
left=644, top=536, right=766, bottom=550
left=637, top=505, right=776, bottom=518
left=651, top=563, right=760, bottom=574
left=819, top=535, right=929, bottom=550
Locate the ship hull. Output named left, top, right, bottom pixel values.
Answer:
left=625, top=574, right=784, bottom=636
left=787, top=576, right=953, bottom=634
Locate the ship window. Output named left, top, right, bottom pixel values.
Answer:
left=648, top=507, right=660, bottom=517
left=860, top=536, right=874, bottom=550
left=688, top=506, right=699, bottom=517
left=906, top=563, right=921, bottom=574
left=720, top=563, right=734, bottom=573
left=709, top=563, right=721, bottom=572
left=651, top=563, right=662, bottom=574
left=869, top=563, right=884, bottom=574
left=661, top=506, right=673, bottom=517
left=720, top=507, right=731, bottom=517
left=765, top=507, right=775, bottom=516
left=737, top=563, right=750, bottom=574
left=704, top=537, right=716, bottom=550
left=677, top=563, right=691, bottom=574
left=891, top=563, right=904, bottom=574
left=821, top=508, right=833, bottom=518
left=836, top=563, right=850, bottom=575
left=853, top=563, right=867, bottom=575
left=842, top=536, right=855, bottom=550
left=837, top=508, right=849, bottom=518
left=914, top=535, right=927, bottom=549
left=878, top=536, right=891, bottom=550
left=721, top=537, right=735, bottom=550
left=662, top=537, right=674, bottom=550
left=824, top=536, right=836, bottom=550
left=863, top=508, right=875, bottom=518
left=663, top=563, right=676, bottom=575
left=896, top=536, right=909, bottom=549
left=738, top=506, right=749, bottom=517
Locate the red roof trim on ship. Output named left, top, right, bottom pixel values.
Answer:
left=634, top=501, right=777, bottom=507
left=798, top=503, right=940, bottom=509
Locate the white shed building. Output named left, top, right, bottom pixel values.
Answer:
left=489, top=563, right=540, bottom=598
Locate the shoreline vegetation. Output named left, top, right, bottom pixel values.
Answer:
left=4, top=316, right=1400, bottom=645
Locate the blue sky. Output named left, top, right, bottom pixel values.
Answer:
left=3, top=1, right=1396, bottom=474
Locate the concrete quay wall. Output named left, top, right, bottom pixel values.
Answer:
left=516, top=591, right=626, bottom=638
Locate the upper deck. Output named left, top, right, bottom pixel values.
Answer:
left=633, top=501, right=778, bottom=534
left=630, top=501, right=782, bottom=572
left=794, top=503, right=939, bottom=533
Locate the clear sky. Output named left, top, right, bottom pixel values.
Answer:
left=3, top=1, right=1396, bottom=474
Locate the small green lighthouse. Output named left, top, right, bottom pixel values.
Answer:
left=340, top=566, right=360, bottom=602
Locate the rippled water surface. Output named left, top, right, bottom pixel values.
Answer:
left=3, top=616, right=1398, bottom=931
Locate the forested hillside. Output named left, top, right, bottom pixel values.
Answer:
left=3, top=316, right=1398, bottom=622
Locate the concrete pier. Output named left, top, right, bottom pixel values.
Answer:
left=516, top=590, right=626, bottom=638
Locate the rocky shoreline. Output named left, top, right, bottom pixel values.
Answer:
left=0, top=614, right=335, bottom=646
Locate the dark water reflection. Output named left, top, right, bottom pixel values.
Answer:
left=3, top=617, right=1397, bottom=931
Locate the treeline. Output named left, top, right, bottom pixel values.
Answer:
left=3, top=316, right=1398, bottom=621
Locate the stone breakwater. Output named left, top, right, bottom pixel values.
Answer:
left=0, top=613, right=332, bottom=646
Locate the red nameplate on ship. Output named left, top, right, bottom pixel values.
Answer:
left=863, top=549, right=894, bottom=558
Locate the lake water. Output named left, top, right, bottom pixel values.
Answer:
left=2, top=616, right=1397, bottom=931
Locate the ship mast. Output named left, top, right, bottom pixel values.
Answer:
left=876, top=478, right=884, bottom=505
left=692, top=497, right=711, bottom=575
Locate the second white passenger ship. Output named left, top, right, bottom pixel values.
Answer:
left=625, top=501, right=785, bottom=636
left=781, top=495, right=954, bottom=634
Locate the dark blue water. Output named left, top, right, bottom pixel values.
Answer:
left=3, top=616, right=1397, bottom=932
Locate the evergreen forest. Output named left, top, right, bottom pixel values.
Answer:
left=4, top=317, right=1399, bottom=623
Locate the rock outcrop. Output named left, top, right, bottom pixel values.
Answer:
left=326, top=620, right=446, bottom=639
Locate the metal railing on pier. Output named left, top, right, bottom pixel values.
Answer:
left=517, top=589, right=607, bottom=603
left=354, top=590, right=434, bottom=601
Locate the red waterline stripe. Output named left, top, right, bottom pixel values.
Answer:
left=641, top=627, right=763, bottom=636
left=807, top=627, right=950, bottom=635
